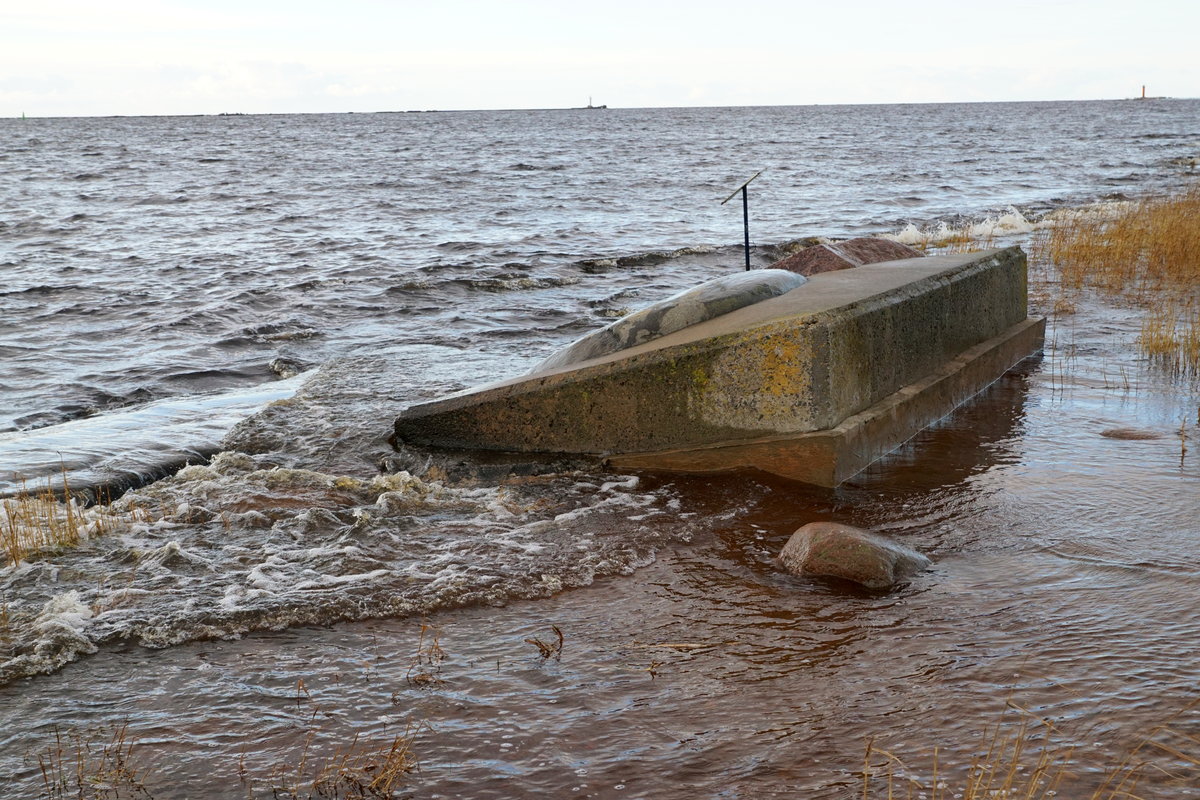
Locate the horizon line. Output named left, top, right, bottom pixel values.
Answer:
left=8, top=95, right=1192, bottom=121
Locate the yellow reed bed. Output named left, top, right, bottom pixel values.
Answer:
left=1, top=474, right=144, bottom=567
left=1034, top=186, right=1200, bottom=373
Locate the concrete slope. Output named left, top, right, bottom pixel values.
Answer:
left=394, top=247, right=1043, bottom=485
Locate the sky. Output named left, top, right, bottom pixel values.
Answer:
left=3, top=0, right=1198, bottom=117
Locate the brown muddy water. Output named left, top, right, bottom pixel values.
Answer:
left=2, top=285, right=1199, bottom=799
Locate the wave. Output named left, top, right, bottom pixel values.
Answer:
left=387, top=273, right=582, bottom=294
left=132, top=195, right=191, bottom=206
left=504, top=160, right=564, bottom=170
left=884, top=207, right=1039, bottom=248
left=575, top=244, right=720, bottom=272
left=0, top=284, right=77, bottom=297
left=0, top=453, right=681, bottom=687
left=0, top=376, right=309, bottom=500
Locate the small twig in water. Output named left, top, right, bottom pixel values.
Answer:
left=525, top=624, right=565, bottom=661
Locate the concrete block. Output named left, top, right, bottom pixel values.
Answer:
left=533, top=269, right=807, bottom=373
left=394, top=247, right=1044, bottom=486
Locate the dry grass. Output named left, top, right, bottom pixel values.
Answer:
left=33, top=722, right=154, bottom=799
left=1, top=472, right=150, bottom=567
left=405, top=621, right=447, bottom=686
left=1038, top=189, right=1200, bottom=294
left=862, top=701, right=1200, bottom=799
left=1032, top=187, right=1200, bottom=374
left=524, top=624, right=564, bottom=661
left=246, top=668, right=428, bottom=800
left=259, top=719, right=425, bottom=800
left=2, top=472, right=87, bottom=566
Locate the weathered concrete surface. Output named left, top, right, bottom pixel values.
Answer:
left=533, top=269, right=807, bottom=373
left=770, top=237, right=924, bottom=277
left=394, top=247, right=1044, bottom=486
left=609, top=316, right=1044, bottom=485
left=779, top=521, right=931, bottom=589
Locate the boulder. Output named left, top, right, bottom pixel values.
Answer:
left=778, top=521, right=930, bottom=590
left=1099, top=427, right=1161, bottom=440
left=531, top=269, right=806, bottom=373
left=836, top=237, right=925, bottom=265
left=770, top=237, right=924, bottom=277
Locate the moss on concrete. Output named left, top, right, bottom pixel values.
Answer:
left=394, top=248, right=1038, bottom=474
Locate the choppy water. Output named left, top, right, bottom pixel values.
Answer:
left=1, top=101, right=1199, bottom=797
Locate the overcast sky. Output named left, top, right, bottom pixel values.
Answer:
left=4, top=0, right=1197, bottom=117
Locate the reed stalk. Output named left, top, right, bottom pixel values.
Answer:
left=862, top=700, right=1200, bottom=799
left=1, top=472, right=149, bottom=567
left=1031, top=186, right=1200, bottom=374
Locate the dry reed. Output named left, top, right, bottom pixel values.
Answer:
left=249, top=681, right=426, bottom=799
left=524, top=624, right=564, bottom=661
left=1, top=472, right=149, bottom=567
left=2, top=472, right=85, bottom=566
left=33, top=722, right=154, bottom=799
left=301, top=724, right=424, bottom=799
left=405, top=621, right=447, bottom=686
left=862, top=700, right=1200, bottom=799
left=1032, top=186, right=1200, bottom=373
left=260, top=724, right=423, bottom=800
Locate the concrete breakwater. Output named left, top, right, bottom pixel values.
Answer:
left=394, top=247, right=1045, bottom=486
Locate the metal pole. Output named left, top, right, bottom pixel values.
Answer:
left=741, top=186, right=751, bottom=271
left=720, top=170, right=763, bottom=273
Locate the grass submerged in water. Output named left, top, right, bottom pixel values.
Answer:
left=1032, top=186, right=1200, bottom=375
left=33, top=722, right=153, bottom=800
left=862, top=701, right=1200, bottom=799
left=1, top=471, right=151, bottom=569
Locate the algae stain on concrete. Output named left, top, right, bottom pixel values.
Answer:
left=394, top=249, right=1043, bottom=486
left=691, top=325, right=822, bottom=434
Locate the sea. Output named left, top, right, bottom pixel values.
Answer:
left=1, top=100, right=1199, bottom=798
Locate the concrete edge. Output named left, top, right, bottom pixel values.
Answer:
left=399, top=248, right=1024, bottom=418
left=606, top=316, right=1046, bottom=486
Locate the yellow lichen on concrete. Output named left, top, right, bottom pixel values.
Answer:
left=694, top=326, right=818, bottom=433
left=394, top=248, right=1038, bottom=484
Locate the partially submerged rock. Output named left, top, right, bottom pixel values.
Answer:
left=1100, top=427, right=1162, bottom=440
left=770, top=237, right=924, bottom=277
left=778, top=521, right=930, bottom=590
left=532, top=269, right=807, bottom=373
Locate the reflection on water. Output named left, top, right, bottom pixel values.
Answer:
left=1, top=289, right=1198, bottom=798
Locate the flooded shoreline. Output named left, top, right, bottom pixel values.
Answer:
left=3, top=101, right=1199, bottom=797
left=2, top=275, right=1199, bottom=797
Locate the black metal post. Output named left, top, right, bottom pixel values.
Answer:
left=721, top=170, right=763, bottom=273
left=742, top=186, right=751, bottom=271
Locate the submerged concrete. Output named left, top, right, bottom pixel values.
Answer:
left=394, top=247, right=1045, bottom=486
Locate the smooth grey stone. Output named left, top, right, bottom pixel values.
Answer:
left=779, top=521, right=930, bottom=590
left=532, top=269, right=807, bottom=373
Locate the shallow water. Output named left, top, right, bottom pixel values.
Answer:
left=2, top=289, right=1198, bottom=797
left=2, top=102, right=1200, bottom=797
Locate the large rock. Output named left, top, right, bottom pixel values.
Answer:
left=778, top=521, right=930, bottom=589
left=771, top=237, right=924, bottom=277
left=532, top=269, right=807, bottom=373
